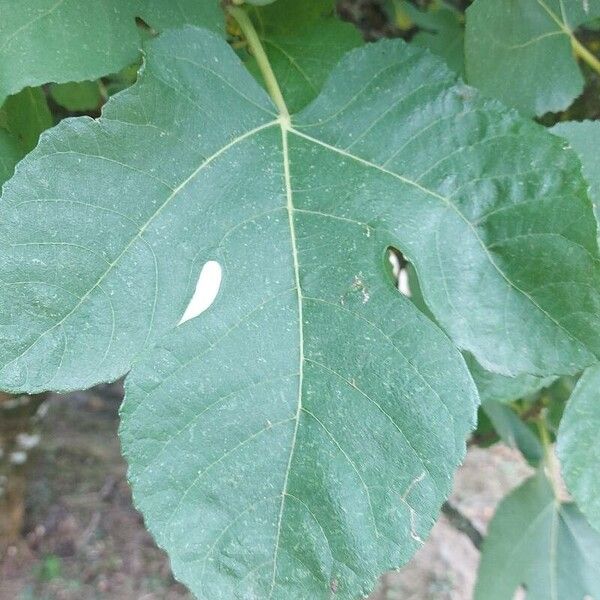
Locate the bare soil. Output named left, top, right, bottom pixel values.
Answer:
left=0, top=388, right=531, bottom=600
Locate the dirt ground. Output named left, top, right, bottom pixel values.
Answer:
left=0, top=387, right=531, bottom=600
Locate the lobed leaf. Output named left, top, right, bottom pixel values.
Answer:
left=1, top=23, right=600, bottom=597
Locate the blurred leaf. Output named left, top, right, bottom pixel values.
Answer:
left=0, top=86, right=52, bottom=153
left=394, top=0, right=465, bottom=75
left=466, top=0, right=600, bottom=116
left=50, top=81, right=103, bottom=112
left=557, top=364, right=600, bottom=532
left=475, top=471, right=600, bottom=600
left=0, top=0, right=141, bottom=105
left=37, top=554, right=61, bottom=581
left=481, top=401, right=543, bottom=465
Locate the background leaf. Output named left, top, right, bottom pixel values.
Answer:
left=475, top=471, right=600, bottom=600
left=245, top=1, right=363, bottom=112
left=551, top=119, right=600, bottom=237
left=0, top=86, right=52, bottom=153
left=557, top=364, right=600, bottom=532
left=50, top=81, right=103, bottom=113
left=0, top=0, right=141, bottom=105
left=466, top=0, right=600, bottom=116
left=139, top=0, right=223, bottom=32
left=481, top=401, right=543, bottom=465
left=393, top=0, right=465, bottom=76
left=0, top=128, right=22, bottom=186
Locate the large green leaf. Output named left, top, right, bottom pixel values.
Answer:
left=1, top=24, right=600, bottom=596
left=1, top=26, right=599, bottom=391
left=475, top=471, right=600, bottom=599
left=557, top=364, right=600, bottom=532
left=551, top=120, right=600, bottom=237
left=0, top=0, right=140, bottom=105
left=466, top=0, right=600, bottom=116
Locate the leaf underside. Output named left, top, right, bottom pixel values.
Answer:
left=475, top=472, right=600, bottom=600
left=1, top=25, right=599, bottom=599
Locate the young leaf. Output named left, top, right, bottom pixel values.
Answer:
left=0, top=0, right=141, bottom=105
left=475, top=471, right=600, bottom=600
left=466, top=0, right=600, bottom=116
left=551, top=120, right=600, bottom=237
left=0, top=23, right=598, bottom=392
left=557, top=364, right=600, bottom=532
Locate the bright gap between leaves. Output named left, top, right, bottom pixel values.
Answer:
left=178, top=261, right=222, bottom=325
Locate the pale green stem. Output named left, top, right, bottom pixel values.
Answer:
left=535, top=417, right=563, bottom=501
left=571, top=36, right=600, bottom=77
left=227, top=5, right=289, bottom=119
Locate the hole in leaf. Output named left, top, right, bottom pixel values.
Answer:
left=387, top=247, right=411, bottom=297
left=178, top=260, right=222, bottom=326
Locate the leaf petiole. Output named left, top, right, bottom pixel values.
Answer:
left=226, top=5, right=290, bottom=119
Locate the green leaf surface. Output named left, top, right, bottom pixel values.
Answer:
left=475, top=471, right=600, bottom=600
left=245, top=1, right=363, bottom=112
left=0, top=86, right=53, bottom=153
left=1, top=27, right=599, bottom=391
left=481, top=401, right=543, bottom=465
left=394, top=1, right=465, bottom=76
left=466, top=0, right=600, bottom=116
left=557, top=364, right=600, bottom=532
left=0, top=128, right=22, bottom=186
left=0, top=0, right=141, bottom=105
left=1, top=22, right=600, bottom=599
left=465, top=353, right=554, bottom=404
left=139, top=0, right=223, bottom=32
left=551, top=120, right=600, bottom=237
left=50, top=81, right=103, bottom=112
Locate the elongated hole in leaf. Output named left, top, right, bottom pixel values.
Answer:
left=387, top=247, right=411, bottom=297
left=178, top=261, right=222, bottom=325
